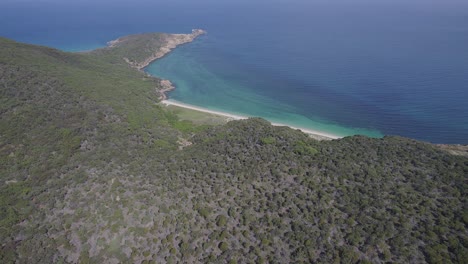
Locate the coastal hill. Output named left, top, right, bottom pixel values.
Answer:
left=90, top=29, right=206, bottom=70
left=0, top=34, right=467, bottom=263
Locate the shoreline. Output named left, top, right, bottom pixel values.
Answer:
left=107, top=29, right=206, bottom=101
left=161, top=99, right=342, bottom=140
left=158, top=80, right=176, bottom=100
left=138, top=29, right=206, bottom=70
left=108, top=29, right=206, bottom=70
left=106, top=30, right=340, bottom=140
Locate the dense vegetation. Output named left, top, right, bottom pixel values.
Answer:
left=0, top=36, right=467, bottom=263
left=89, top=33, right=167, bottom=66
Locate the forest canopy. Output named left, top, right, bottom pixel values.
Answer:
left=0, top=36, right=466, bottom=263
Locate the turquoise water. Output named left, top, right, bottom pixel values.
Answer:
left=2, top=0, right=468, bottom=143
left=146, top=42, right=381, bottom=138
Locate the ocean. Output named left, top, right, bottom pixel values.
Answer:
left=1, top=0, right=467, bottom=143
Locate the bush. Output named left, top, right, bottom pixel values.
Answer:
left=219, top=242, right=229, bottom=252
left=216, top=215, right=227, bottom=227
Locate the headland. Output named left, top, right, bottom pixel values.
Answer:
left=106, top=29, right=206, bottom=70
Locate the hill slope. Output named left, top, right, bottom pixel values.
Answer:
left=0, top=36, right=467, bottom=263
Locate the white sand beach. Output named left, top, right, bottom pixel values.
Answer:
left=161, top=99, right=342, bottom=140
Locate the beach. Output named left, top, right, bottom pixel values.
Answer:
left=161, top=99, right=341, bottom=140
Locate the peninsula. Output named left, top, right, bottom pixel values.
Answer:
left=103, top=29, right=206, bottom=70
left=94, top=29, right=205, bottom=103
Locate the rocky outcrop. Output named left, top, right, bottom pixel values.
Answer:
left=135, top=29, right=205, bottom=70
left=108, top=29, right=206, bottom=70
left=104, top=29, right=206, bottom=101
left=158, top=79, right=175, bottom=100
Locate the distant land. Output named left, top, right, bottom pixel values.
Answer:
left=0, top=31, right=467, bottom=263
left=104, top=29, right=206, bottom=70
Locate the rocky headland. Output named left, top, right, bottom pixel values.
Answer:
left=107, top=29, right=206, bottom=70
left=100, top=29, right=206, bottom=101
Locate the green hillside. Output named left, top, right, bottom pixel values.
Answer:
left=0, top=36, right=467, bottom=263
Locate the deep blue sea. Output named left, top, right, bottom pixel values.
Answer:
left=2, top=0, right=468, bottom=143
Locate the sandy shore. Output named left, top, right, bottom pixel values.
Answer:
left=161, top=99, right=341, bottom=140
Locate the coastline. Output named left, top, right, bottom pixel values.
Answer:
left=108, top=29, right=206, bottom=70
left=136, top=29, right=206, bottom=70
left=158, top=80, right=176, bottom=100
left=106, top=29, right=341, bottom=140
left=161, top=99, right=341, bottom=140
left=106, top=29, right=205, bottom=101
